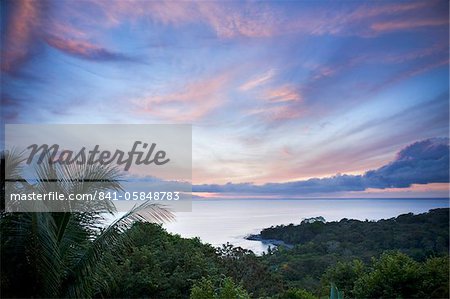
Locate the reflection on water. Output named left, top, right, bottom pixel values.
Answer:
left=164, top=198, right=449, bottom=254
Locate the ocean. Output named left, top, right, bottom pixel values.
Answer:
left=163, top=198, right=449, bottom=254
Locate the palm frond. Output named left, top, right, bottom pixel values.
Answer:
left=1, top=149, right=177, bottom=298
left=1, top=212, right=62, bottom=297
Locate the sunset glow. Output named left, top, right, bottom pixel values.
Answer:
left=2, top=0, right=449, bottom=197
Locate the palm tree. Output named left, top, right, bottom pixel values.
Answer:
left=1, top=150, right=173, bottom=298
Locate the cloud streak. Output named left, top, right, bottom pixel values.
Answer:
left=371, top=18, right=449, bottom=33
left=45, top=36, right=131, bottom=61
left=132, top=72, right=234, bottom=122
left=53, top=0, right=448, bottom=40
left=1, top=0, right=132, bottom=76
left=1, top=0, right=43, bottom=75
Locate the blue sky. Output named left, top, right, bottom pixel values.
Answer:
left=1, top=0, right=449, bottom=197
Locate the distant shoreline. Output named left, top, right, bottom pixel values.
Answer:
left=246, top=234, right=294, bottom=249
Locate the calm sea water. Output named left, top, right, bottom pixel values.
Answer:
left=163, top=198, right=449, bottom=254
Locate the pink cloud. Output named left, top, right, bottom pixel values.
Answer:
left=372, top=58, right=449, bottom=93
left=11, top=0, right=441, bottom=59
left=288, top=1, right=442, bottom=37
left=382, top=42, right=448, bottom=64
left=45, top=36, right=128, bottom=61
left=265, top=85, right=302, bottom=103
left=347, top=1, right=431, bottom=21
left=1, top=0, right=42, bottom=74
left=82, top=1, right=279, bottom=38
left=72, top=0, right=436, bottom=39
left=371, top=18, right=449, bottom=33
left=2, top=0, right=444, bottom=76
left=132, top=72, right=233, bottom=122
left=408, top=58, right=449, bottom=76
left=1, top=0, right=134, bottom=74
left=248, top=103, right=303, bottom=124
left=240, top=70, right=275, bottom=91
left=243, top=83, right=303, bottom=124
left=196, top=2, right=279, bottom=38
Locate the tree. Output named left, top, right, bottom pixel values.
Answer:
left=321, top=259, right=365, bottom=298
left=216, top=242, right=283, bottom=297
left=301, top=216, right=326, bottom=224
left=353, top=251, right=422, bottom=298
left=190, top=277, right=250, bottom=299
left=110, top=223, right=223, bottom=298
left=189, top=278, right=215, bottom=299
left=218, top=277, right=251, bottom=299
left=419, top=256, right=449, bottom=298
left=1, top=151, right=173, bottom=298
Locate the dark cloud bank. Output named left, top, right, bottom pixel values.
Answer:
left=193, top=138, right=449, bottom=195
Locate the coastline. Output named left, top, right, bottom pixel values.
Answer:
left=246, top=234, right=294, bottom=250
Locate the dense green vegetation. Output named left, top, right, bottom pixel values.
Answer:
left=2, top=206, right=449, bottom=298
left=100, top=209, right=448, bottom=298
left=259, top=208, right=449, bottom=293
left=190, top=277, right=251, bottom=299
left=104, top=223, right=283, bottom=298
left=260, top=208, right=449, bottom=260
left=2, top=205, right=448, bottom=298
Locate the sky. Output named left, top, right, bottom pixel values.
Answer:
left=1, top=0, right=449, bottom=198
